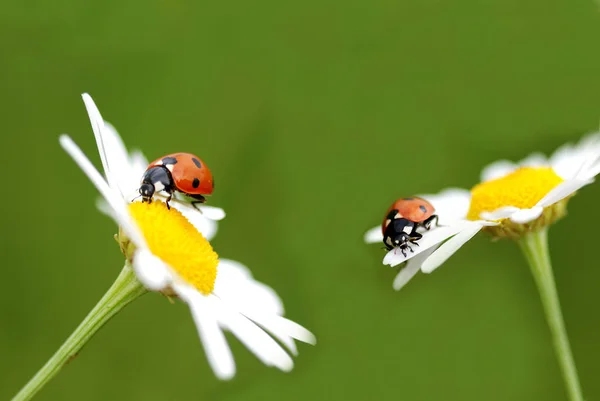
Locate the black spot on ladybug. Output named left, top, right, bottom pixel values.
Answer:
left=162, top=157, right=178, bottom=165
left=419, top=205, right=427, bottom=212
left=403, top=197, right=414, bottom=200
left=192, top=158, right=202, bottom=168
left=192, top=178, right=200, bottom=188
left=212, top=177, right=215, bottom=188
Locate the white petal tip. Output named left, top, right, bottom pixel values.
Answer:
left=303, top=332, right=317, bottom=346
left=198, top=205, right=226, bottom=221
left=279, top=360, right=294, bottom=373
left=214, top=368, right=236, bottom=381
left=364, top=226, right=383, bottom=244
left=382, top=251, right=402, bottom=267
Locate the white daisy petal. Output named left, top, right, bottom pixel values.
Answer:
left=132, top=249, right=172, bottom=291
left=480, top=206, right=520, bottom=221
left=215, top=258, right=253, bottom=280
left=537, top=179, right=594, bottom=208
left=383, top=225, right=464, bottom=267
left=243, top=314, right=299, bottom=355
left=197, top=205, right=226, bottom=221
left=519, top=152, right=548, bottom=168
left=364, top=226, right=383, bottom=244
left=130, top=150, right=149, bottom=176
left=214, top=259, right=283, bottom=316
left=59, top=135, right=146, bottom=248
left=509, top=207, right=544, bottom=224
left=550, top=143, right=579, bottom=180
left=422, top=188, right=471, bottom=223
left=211, top=298, right=294, bottom=372
left=102, top=121, right=140, bottom=197
left=392, top=247, right=435, bottom=291
left=82, top=93, right=110, bottom=181
left=213, top=259, right=315, bottom=354
left=421, top=223, right=483, bottom=273
left=233, top=312, right=316, bottom=355
left=582, top=161, right=600, bottom=181
left=575, top=155, right=600, bottom=181
left=480, top=160, right=517, bottom=182
left=266, top=316, right=316, bottom=345
left=175, top=285, right=236, bottom=380
left=96, top=198, right=114, bottom=219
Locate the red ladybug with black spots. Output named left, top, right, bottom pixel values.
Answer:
left=382, top=197, right=438, bottom=255
left=138, top=153, right=214, bottom=209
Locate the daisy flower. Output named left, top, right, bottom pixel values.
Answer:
left=67, top=93, right=316, bottom=377
left=13, top=94, right=315, bottom=401
left=365, top=131, right=600, bottom=401
left=365, top=132, right=600, bottom=289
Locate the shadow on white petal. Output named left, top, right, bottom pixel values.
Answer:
left=175, top=286, right=236, bottom=380
left=132, top=249, right=172, bottom=291
left=537, top=179, right=593, bottom=208
left=509, top=207, right=543, bottom=224
left=480, top=206, right=520, bottom=221
left=364, top=226, right=383, bottom=244
left=383, top=225, right=464, bottom=267
left=393, top=248, right=435, bottom=291
left=421, top=223, right=483, bottom=273
left=480, top=160, right=517, bottom=182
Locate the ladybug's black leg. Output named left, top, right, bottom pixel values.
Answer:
left=423, top=215, right=439, bottom=230
left=189, top=194, right=207, bottom=211
left=409, top=229, right=423, bottom=240
left=163, top=188, right=177, bottom=210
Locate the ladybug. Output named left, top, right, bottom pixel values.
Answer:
left=382, top=197, right=438, bottom=255
left=138, top=152, right=214, bottom=209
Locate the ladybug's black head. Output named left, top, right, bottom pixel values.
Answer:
left=139, top=182, right=155, bottom=202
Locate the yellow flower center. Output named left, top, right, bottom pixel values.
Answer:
left=467, top=167, right=563, bottom=221
left=128, top=201, right=218, bottom=295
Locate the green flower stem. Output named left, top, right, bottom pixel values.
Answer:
left=11, top=263, right=147, bottom=401
left=518, top=229, right=584, bottom=401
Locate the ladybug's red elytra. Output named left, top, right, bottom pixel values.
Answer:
left=138, top=152, right=214, bottom=209
left=382, top=197, right=438, bottom=255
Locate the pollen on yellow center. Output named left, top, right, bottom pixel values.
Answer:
left=467, top=167, right=563, bottom=221
left=128, top=201, right=218, bottom=295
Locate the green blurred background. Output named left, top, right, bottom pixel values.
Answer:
left=1, top=0, right=599, bottom=400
